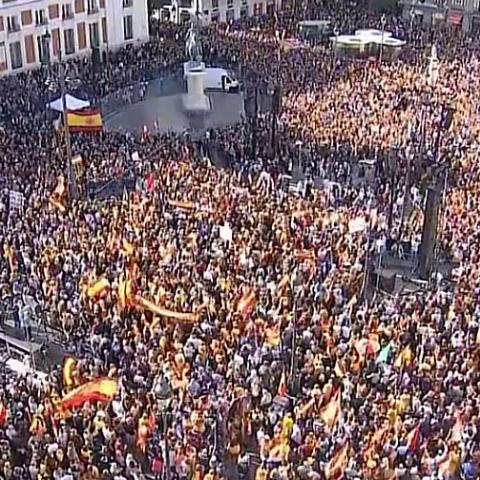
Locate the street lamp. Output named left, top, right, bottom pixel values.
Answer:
left=379, top=14, right=386, bottom=64
left=332, top=27, right=339, bottom=81
left=156, top=376, right=173, bottom=480
left=42, top=29, right=78, bottom=201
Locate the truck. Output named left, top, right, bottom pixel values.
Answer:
left=183, top=62, right=239, bottom=93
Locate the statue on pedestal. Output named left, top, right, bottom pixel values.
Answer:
left=185, top=7, right=202, bottom=67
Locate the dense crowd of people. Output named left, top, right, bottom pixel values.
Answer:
left=0, top=2, right=480, bottom=479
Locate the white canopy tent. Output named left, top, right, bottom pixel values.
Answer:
left=47, top=94, right=90, bottom=113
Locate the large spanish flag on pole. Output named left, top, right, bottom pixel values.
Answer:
left=67, top=107, right=102, bottom=133
left=60, top=377, right=118, bottom=410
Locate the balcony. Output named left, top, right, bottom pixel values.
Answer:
left=88, top=7, right=99, bottom=14
left=36, top=18, right=48, bottom=26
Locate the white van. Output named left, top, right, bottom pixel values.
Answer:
left=183, top=63, right=239, bottom=93
left=203, top=68, right=239, bottom=93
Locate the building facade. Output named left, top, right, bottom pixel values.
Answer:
left=159, top=0, right=281, bottom=25
left=399, top=0, right=480, bottom=32
left=0, top=0, right=149, bottom=74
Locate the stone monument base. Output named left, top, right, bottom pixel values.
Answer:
left=183, top=68, right=210, bottom=113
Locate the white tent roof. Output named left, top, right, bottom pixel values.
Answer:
left=47, top=94, right=90, bottom=112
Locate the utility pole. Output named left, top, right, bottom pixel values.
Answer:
left=43, top=29, right=78, bottom=201
left=59, top=57, right=78, bottom=201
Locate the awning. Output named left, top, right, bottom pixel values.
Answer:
left=447, top=10, right=463, bottom=25
left=47, top=94, right=90, bottom=112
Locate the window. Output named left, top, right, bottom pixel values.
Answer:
left=35, top=9, right=48, bottom=25
left=178, top=0, right=192, bottom=7
left=226, top=8, right=235, bottom=20
left=7, top=16, right=20, bottom=33
left=227, top=0, right=234, bottom=6
left=87, top=0, right=99, bottom=14
left=37, top=35, right=50, bottom=64
left=64, top=28, right=75, bottom=54
left=89, top=22, right=100, bottom=47
left=240, top=5, right=248, bottom=16
left=123, top=15, right=133, bottom=40
left=9, top=41, right=22, bottom=69
left=212, top=0, right=219, bottom=8
left=123, top=0, right=133, bottom=6
left=0, top=42, right=6, bottom=65
left=62, top=4, right=74, bottom=19
left=211, top=12, right=219, bottom=21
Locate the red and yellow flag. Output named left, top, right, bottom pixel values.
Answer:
left=118, top=279, right=135, bottom=310
left=86, top=278, right=110, bottom=299
left=136, top=296, right=199, bottom=322
left=60, top=377, right=118, bottom=411
left=325, top=443, right=349, bottom=480
left=168, top=199, right=196, bottom=210
left=49, top=175, right=67, bottom=213
left=63, top=357, right=77, bottom=388
left=277, top=370, right=287, bottom=397
left=236, top=288, right=257, bottom=318
left=319, top=389, right=341, bottom=433
left=67, top=107, right=102, bottom=133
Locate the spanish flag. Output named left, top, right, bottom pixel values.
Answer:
left=277, top=370, right=287, bottom=397
left=60, top=377, right=118, bottom=410
left=67, top=107, right=102, bottom=133
left=136, top=296, right=199, bottom=322
left=168, top=199, right=196, bottom=210
left=319, top=389, right=341, bottom=433
left=236, top=288, right=257, bottom=318
left=49, top=175, right=67, bottom=213
left=86, top=278, right=110, bottom=299
left=406, top=424, right=421, bottom=452
left=118, top=279, right=135, bottom=310
left=325, top=443, right=349, bottom=480
left=63, top=357, right=77, bottom=388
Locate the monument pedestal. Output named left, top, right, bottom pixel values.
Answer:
left=182, top=67, right=210, bottom=113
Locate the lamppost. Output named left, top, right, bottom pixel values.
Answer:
left=42, top=29, right=78, bottom=201
left=418, top=105, right=454, bottom=280
left=400, top=45, right=438, bottom=240
left=156, top=376, right=173, bottom=480
left=331, top=26, right=339, bottom=82
left=379, top=14, right=386, bottom=64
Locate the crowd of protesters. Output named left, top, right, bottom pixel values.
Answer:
left=0, top=2, right=479, bottom=480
